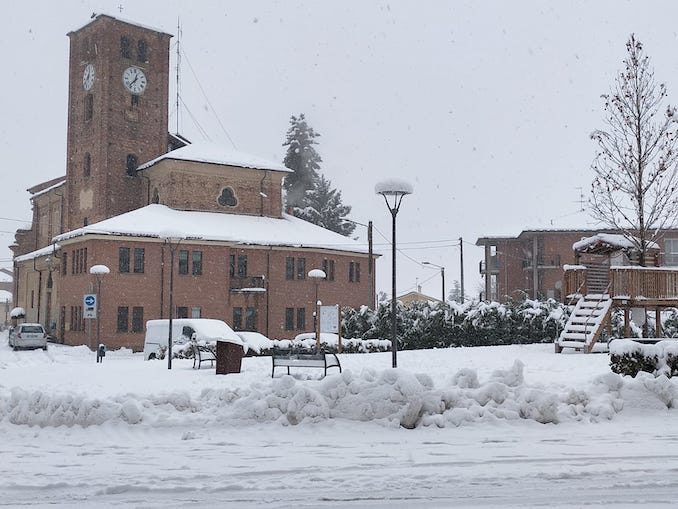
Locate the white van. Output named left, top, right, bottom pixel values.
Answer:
left=143, top=318, right=241, bottom=360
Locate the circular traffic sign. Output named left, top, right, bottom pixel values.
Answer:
left=84, top=295, right=96, bottom=306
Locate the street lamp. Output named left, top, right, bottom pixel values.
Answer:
left=375, top=178, right=413, bottom=368
left=89, top=264, right=110, bottom=352
left=308, top=268, right=326, bottom=352
left=159, top=230, right=185, bottom=370
left=422, top=261, right=446, bottom=303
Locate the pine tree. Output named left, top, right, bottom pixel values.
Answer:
left=294, top=174, right=356, bottom=236
left=281, top=113, right=356, bottom=237
left=282, top=114, right=322, bottom=209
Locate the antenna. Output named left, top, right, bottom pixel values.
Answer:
left=175, top=17, right=181, bottom=134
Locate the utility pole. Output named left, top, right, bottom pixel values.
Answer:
left=459, top=237, right=465, bottom=303
left=368, top=220, right=374, bottom=309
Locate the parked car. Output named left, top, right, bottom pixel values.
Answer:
left=143, top=318, right=241, bottom=360
left=8, top=323, right=48, bottom=351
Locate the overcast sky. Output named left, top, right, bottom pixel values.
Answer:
left=3, top=0, right=678, bottom=299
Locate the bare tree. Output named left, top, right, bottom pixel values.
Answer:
left=590, top=34, right=678, bottom=265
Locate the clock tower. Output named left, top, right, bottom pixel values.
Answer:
left=65, top=15, right=171, bottom=229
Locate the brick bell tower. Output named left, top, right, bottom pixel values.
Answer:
left=65, top=15, right=171, bottom=229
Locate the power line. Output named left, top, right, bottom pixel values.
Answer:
left=180, top=47, right=238, bottom=149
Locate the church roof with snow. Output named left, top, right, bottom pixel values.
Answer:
left=50, top=204, right=367, bottom=254
left=138, top=141, right=292, bottom=173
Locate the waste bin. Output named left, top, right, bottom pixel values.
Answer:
left=216, top=339, right=244, bottom=374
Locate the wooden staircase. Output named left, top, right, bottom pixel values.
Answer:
left=556, top=293, right=612, bottom=353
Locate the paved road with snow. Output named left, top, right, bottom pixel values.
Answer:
left=1, top=338, right=677, bottom=507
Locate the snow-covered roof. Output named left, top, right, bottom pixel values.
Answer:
left=52, top=204, right=369, bottom=254
left=31, top=180, right=66, bottom=199
left=138, top=141, right=292, bottom=173
left=573, top=233, right=659, bottom=253
left=14, top=244, right=60, bottom=264
left=0, top=289, right=11, bottom=302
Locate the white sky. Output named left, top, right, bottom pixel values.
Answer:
left=3, top=0, right=678, bottom=298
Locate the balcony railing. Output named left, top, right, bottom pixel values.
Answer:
left=479, top=256, right=500, bottom=274
left=230, top=276, right=266, bottom=292
left=564, top=265, right=678, bottom=302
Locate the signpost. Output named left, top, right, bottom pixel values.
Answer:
left=83, top=294, right=97, bottom=319
left=320, top=304, right=342, bottom=352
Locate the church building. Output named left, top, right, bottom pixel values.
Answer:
left=11, top=15, right=374, bottom=350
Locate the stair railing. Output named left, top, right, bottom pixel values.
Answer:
left=583, top=282, right=612, bottom=347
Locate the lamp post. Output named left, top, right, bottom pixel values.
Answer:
left=308, top=268, right=326, bottom=352
left=89, top=264, right=110, bottom=352
left=375, top=179, right=413, bottom=368
left=422, top=261, right=446, bottom=303
left=159, top=230, right=185, bottom=370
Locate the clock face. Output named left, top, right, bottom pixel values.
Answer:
left=122, top=67, right=147, bottom=95
left=82, top=64, right=95, bottom=91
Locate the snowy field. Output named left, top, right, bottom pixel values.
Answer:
left=1, top=332, right=678, bottom=508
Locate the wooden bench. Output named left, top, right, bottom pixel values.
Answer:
left=191, top=342, right=216, bottom=369
left=271, top=349, right=342, bottom=378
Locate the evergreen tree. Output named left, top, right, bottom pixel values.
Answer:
left=282, top=114, right=322, bottom=209
left=282, top=113, right=356, bottom=237
left=294, top=174, right=356, bottom=236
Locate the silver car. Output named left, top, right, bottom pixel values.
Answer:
left=8, top=323, right=48, bottom=351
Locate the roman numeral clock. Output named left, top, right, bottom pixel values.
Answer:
left=122, top=66, right=147, bottom=95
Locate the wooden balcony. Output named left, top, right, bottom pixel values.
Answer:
left=564, top=265, right=678, bottom=306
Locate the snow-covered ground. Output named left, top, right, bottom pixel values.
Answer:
left=1, top=332, right=677, bottom=508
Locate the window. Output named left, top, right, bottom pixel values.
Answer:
left=349, top=261, right=361, bottom=283
left=120, top=36, right=131, bottom=58
left=117, top=306, right=129, bottom=332
left=666, top=239, right=678, bottom=266
left=323, top=259, right=335, bottom=281
left=296, top=308, right=306, bottom=331
left=119, top=247, right=130, bottom=273
left=285, top=308, right=294, bottom=330
left=131, top=94, right=139, bottom=108
left=72, top=248, right=88, bottom=274
left=70, top=306, right=83, bottom=332
left=245, top=307, right=257, bottom=331
left=176, top=306, right=189, bottom=319
left=126, top=154, right=138, bottom=176
left=178, top=250, right=189, bottom=275
left=84, top=94, right=93, bottom=121
left=192, top=251, right=203, bottom=275
left=237, top=255, right=247, bottom=277
left=296, top=257, right=306, bottom=280
left=131, top=248, right=144, bottom=273
left=132, top=307, right=144, bottom=333
left=286, top=257, right=295, bottom=280
left=84, top=152, right=91, bottom=177
left=191, top=307, right=201, bottom=319
left=62, top=252, right=68, bottom=276
left=83, top=217, right=88, bottom=226
left=233, top=307, right=243, bottom=330
left=137, top=39, right=147, bottom=62
left=229, top=254, right=236, bottom=277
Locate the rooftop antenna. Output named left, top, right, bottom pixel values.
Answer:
left=175, top=17, right=181, bottom=134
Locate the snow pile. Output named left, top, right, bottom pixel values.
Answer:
left=4, top=360, right=668, bottom=429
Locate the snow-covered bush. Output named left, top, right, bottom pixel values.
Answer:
left=342, top=298, right=570, bottom=350
left=609, top=339, right=678, bottom=377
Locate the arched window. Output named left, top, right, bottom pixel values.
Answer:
left=137, top=39, right=147, bottom=62
left=83, top=152, right=91, bottom=177
left=126, top=154, right=138, bottom=176
left=120, top=36, right=131, bottom=58
left=152, top=188, right=160, bottom=204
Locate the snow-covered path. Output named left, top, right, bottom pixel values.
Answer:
left=1, top=338, right=677, bottom=507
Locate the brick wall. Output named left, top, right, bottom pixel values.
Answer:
left=57, top=237, right=374, bottom=350
left=145, top=159, right=285, bottom=217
